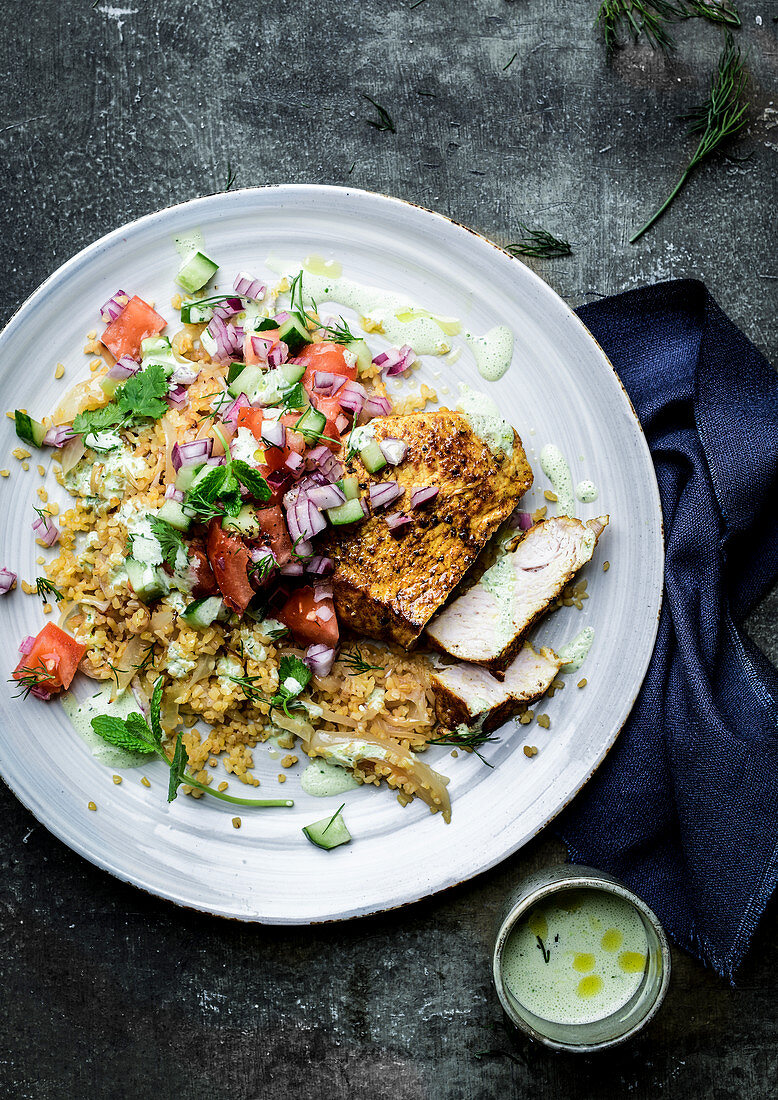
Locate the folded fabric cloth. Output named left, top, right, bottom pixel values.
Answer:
left=556, top=279, right=778, bottom=983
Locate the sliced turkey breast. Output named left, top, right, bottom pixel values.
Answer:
left=432, top=643, right=563, bottom=731
left=426, top=515, right=608, bottom=672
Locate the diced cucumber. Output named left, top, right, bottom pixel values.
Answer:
left=157, top=499, right=191, bottom=532
left=227, top=361, right=246, bottom=385
left=228, top=364, right=264, bottom=399
left=180, top=300, right=214, bottom=324
left=278, top=314, right=313, bottom=355
left=140, top=336, right=170, bottom=358
left=326, top=498, right=366, bottom=526
left=294, top=406, right=327, bottom=441
left=221, top=505, right=259, bottom=537
left=177, top=250, right=218, bottom=294
left=281, top=382, right=308, bottom=411
left=174, top=464, right=205, bottom=493
left=303, top=810, right=351, bottom=850
left=14, top=411, right=46, bottom=448
left=126, top=560, right=169, bottom=602
left=181, top=595, right=225, bottom=629
left=255, top=317, right=279, bottom=332
left=359, top=441, right=387, bottom=473
left=99, top=375, right=121, bottom=399
left=190, top=463, right=216, bottom=491
left=337, top=476, right=360, bottom=501
left=279, top=360, right=306, bottom=385
left=350, top=339, right=373, bottom=374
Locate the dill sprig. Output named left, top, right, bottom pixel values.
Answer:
left=363, top=94, right=396, bottom=133
left=427, top=726, right=499, bottom=767
left=35, top=577, right=63, bottom=603
left=224, top=161, right=238, bottom=191
left=505, top=224, right=572, bottom=260
left=596, top=0, right=740, bottom=54
left=630, top=33, right=749, bottom=242
left=9, top=661, right=53, bottom=699
left=339, top=646, right=384, bottom=675
left=319, top=316, right=358, bottom=344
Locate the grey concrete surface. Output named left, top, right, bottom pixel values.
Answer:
left=1, top=1, right=776, bottom=1097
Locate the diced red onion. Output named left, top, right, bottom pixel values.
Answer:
left=373, top=344, right=416, bottom=377
left=284, top=452, right=305, bottom=476
left=19, top=634, right=36, bottom=654
left=280, top=562, right=304, bottom=576
left=30, top=685, right=53, bottom=701
left=335, top=413, right=350, bottom=434
left=362, top=394, right=392, bottom=419
left=164, top=485, right=184, bottom=503
left=260, top=420, right=286, bottom=448
left=170, top=364, right=200, bottom=386
left=274, top=311, right=291, bottom=325
left=266, top=469, right=291, bottom=494
left=317, top=605, right=334, bottom=623
left=305, top=643, right=337, bottom=678
left=369, top=481, right=403, bottom=509
left=385, top=512, right=412, bottom=532
left=220, top=393, right=251, bottom=430
left=43, top=425, right=77, bottom=448
left=105, top=355, right=141, bottom=381
left=250, top=335, right=273, bottom=362
left=206, top=455, right=226, bottom=467
left=286, top=497, right=327, bottom=542
left=306, top=445, right=343, bottom=482
left=511, top=509, right=533, bottom=531
left=212, top=297, right=243, bottom=320
left=249, top=546, right=276, bottom=565
left=268, top=341, right=289, bottom=367
left=338, top=380, right=367, bottom=417
left=100, top=290, right=130, bottom=324
left=306, top=555, right=334, bottom=576
left=166, top=384, right=189, bottom=410
left=32, top=513, right=59, bottom=546
left=307, top=484, right=346, bottom=510
left=379, top=438, right=407, bottom=466
left=172, top=438, right=213, bottom=471
left=411, top=485, right=439, bottom=508
left=313, top=583, right=333, bottom=601
left=0, top=568, right=17, bottom=595
left=206, top=314, right=242, bottom=360
left=312, top=371, right=347, bottom=396
left=233, top=272, right=266, bottom=301
left=294, top=539, right=313, bottom=560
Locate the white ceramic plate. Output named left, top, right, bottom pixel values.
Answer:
left=0, top=186, right=662, bottom=922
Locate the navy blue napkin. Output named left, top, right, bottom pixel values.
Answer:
left=556, top=279, right=778, bottom=983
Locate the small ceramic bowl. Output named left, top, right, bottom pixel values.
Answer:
left=493, top=863, right=671, bottom=1052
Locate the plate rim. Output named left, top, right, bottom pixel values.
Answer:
left=0, top=184, right=664, bottom=922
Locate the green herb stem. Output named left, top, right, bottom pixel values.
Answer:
left=181, top=770, right=294, bottom=808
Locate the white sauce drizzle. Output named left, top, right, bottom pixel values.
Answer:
left=540, top=444, right=576, bottom=517
left=557, top=627, right=595, bottom=672
left=465, top=325, right=514, bottom=381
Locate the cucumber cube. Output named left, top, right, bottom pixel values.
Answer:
left=176, top=251, right=218, bottom=294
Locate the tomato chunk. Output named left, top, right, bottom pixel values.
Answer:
left=297, top=343, right=356, bottom=449
left=253, top=505, right=294, bottom=566
left=188, top=545, right=219, bottom=598
left=276, top=586, right=339, bottom=649
left=101, top=295, right=166, bottom=361
left=13, top=623, right=87, bottom=697
left=206, top=520, right=253, bottom=614
left=243, top=328, right=280, bottom=365
left=236, top=408, right=306, bottom=503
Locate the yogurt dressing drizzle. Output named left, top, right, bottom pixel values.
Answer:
left=465, top=325, right=514, bottom=381
left=557, top=627, right=595, bottom=672
left=62, top=686, right=148, bottom=769
left=456, top=383, right=514, bottom=456
left=301, top=760, right=360, bottom=797
left=540, top=444, right=576, bottom=518
left=273, top=256, right=463, bottom=356
left=576, top=480, right=599, bottom=503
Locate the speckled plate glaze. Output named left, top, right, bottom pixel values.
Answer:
left=0, top=186, right=663, bottom=922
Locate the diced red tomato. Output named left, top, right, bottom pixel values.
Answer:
left=101, top=295, right=166, bottom=361
left=297, top=343, right=357, bottom=450
left=276, top=586, right=339, bottom=649
left=253, top=505, right=293, bottom=566
left=12, top=623, right=87, bottom=696
left=243, top=328, right=280, bottom=365
left=188, top=545, right=219, bottom=598
left=236, top=408, right=305, bottom=503
left=206, top=520, right=253, bottom=614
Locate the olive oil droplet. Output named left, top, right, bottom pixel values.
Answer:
left=601, top=928, right=623, bottom=952
left=577, top=974, right=604, bottom=999
left=573, top=953, right=596, bottom=973
left=618, top=951, right=647, bottom=974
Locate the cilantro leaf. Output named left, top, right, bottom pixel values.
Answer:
left=233, top=460, right=271, bottom=502
left=167, top=731, right=189, bottom=802
left=73, top=404, right=126, bottom=437
left=115, top=364, right=170, bottom=420
left=149, top=516, right=187, bottom=569
left=91, top=714, right=156, bottom=755
left=279, top=654, right=312, bottom=693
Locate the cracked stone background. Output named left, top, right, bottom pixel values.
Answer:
left=1, top=1, right=776, bottom=1098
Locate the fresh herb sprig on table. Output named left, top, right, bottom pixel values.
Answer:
left=630, top=33, right=749, bottom=242
left=91, top=677, right=293, bottom=808
left=183, top=425, right=270, bottom=523
left=505, top=225, right=572, bottom=260
left=72, top=363, right=171, bottom=438
left=596, top=0, right=740, bottom=54
left=427, top=726, right=499, bottom=767
left=363, top=94, right=396, bottom=133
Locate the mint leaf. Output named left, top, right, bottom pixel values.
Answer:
left=149, top=676, right=164, bottom=748
left=233, top=460, right=271, bottom=502
left=167, top=731, right=189, bottom=802
left=116, top=364, right=170, bottom=420
left=91, top=714, right=156, bottom=754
